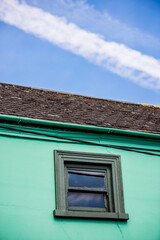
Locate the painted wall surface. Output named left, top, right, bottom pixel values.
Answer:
left=0, top=124, right=160, bottom=240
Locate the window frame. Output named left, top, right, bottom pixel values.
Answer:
left=54, top=150, right=129, bottom=220
left=66, top=164, right=111, bottom=212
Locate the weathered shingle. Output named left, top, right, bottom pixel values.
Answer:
left=0, top=83, right=160, bottom=133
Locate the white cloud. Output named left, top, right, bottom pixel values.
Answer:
left=0, top=0, right=160, bottom=90
left=25, top=0, right=160, bottom=54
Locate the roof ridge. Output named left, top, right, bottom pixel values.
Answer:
left=0, top=82, right=159, bottom=108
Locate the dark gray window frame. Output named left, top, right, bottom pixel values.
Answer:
left=54, top=150, right=129, bottom=220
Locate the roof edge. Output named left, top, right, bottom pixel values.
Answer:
left=1, top=82, right=160, bottom=108
left=0, top=114, right=160, bottom=140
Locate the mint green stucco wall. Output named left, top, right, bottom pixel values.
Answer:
left=0, top=124, right=160, bottom=240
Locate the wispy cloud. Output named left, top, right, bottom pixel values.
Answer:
left=25, top=0, right=160, bottom=54
left=0, top=0, right=160, bottom=90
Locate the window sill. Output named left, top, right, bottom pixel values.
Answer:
left=54, top=210, right=129, bottom=221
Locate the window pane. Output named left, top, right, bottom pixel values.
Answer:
left=68, top=170, right=106, bottom=189
left=68, top=192, right=105, bottom=208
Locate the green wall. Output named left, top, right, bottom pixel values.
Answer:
left=0, top=124, right=160, bottom=240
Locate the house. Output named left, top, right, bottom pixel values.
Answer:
left=0, top=83, right=160, bottom=240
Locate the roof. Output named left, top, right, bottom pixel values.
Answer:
left=0, top=83, right=160, bottom=134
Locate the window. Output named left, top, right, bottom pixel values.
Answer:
left=54, top=150, right=129, bottom=220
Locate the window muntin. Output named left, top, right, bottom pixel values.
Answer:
left=54, top=150, right=129, bottom=220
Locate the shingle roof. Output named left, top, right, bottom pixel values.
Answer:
left=0, top=83, right=160, bottom=133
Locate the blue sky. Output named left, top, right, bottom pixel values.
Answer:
left=0, top=0, right=160, bottom=106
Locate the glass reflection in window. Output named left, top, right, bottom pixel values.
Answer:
left=68, top=192, right=105, bottom=208
left=68, top=170, right=106, bottom=189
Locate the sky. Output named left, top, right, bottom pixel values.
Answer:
left=0, top=0, right=160, bottom=106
